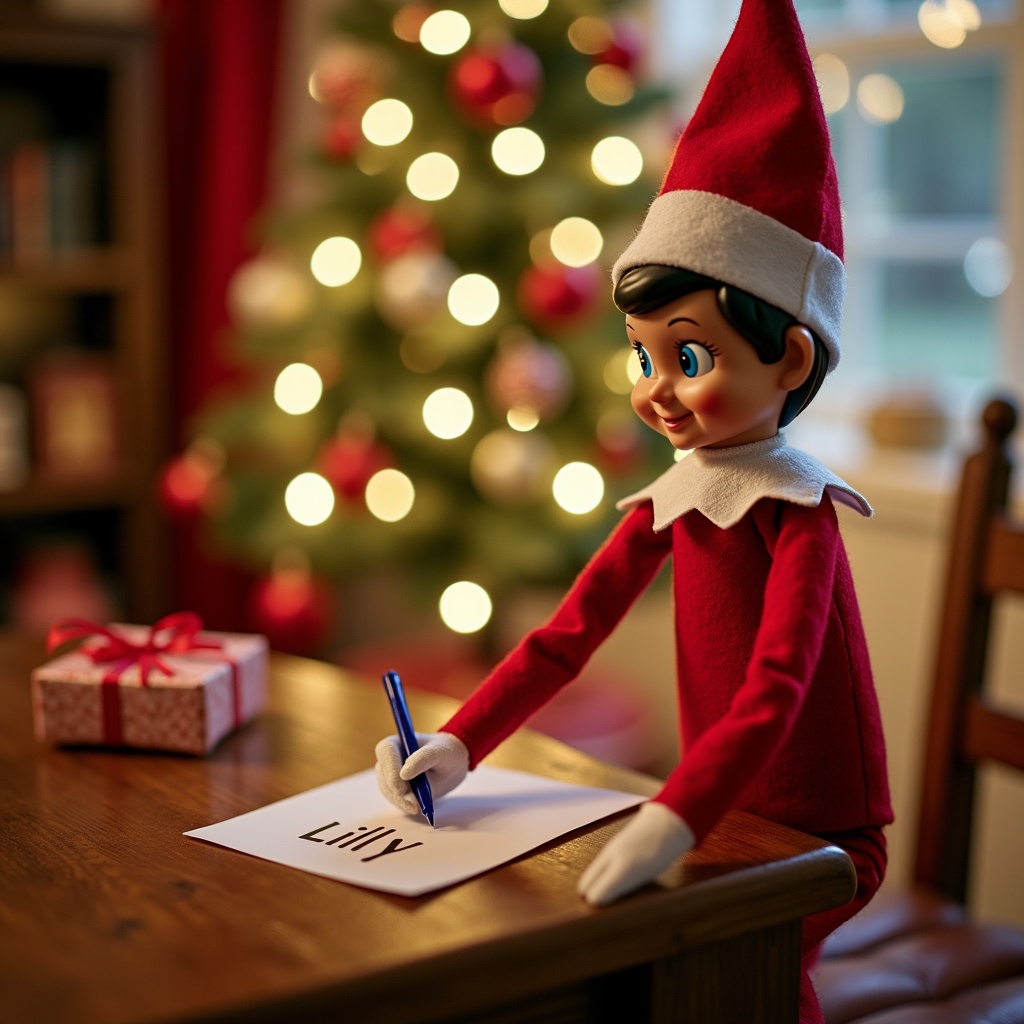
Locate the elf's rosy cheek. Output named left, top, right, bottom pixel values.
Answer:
left=691, top=392, right=722, bottom=418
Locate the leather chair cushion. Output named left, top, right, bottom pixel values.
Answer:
left=813, top=888, right=1024, bottom=1024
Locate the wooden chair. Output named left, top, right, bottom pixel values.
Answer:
left=812, top=397, right=1024, bottom=1023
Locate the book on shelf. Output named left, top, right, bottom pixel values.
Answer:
left=0, top=138, right=101, bottom=263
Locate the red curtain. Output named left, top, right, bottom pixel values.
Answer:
left=159, top=0, right=285, bottom=628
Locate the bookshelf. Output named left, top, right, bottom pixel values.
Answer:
left=0, top=11, right=168, bottom=626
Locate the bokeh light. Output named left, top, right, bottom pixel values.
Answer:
left=550, top=217, right=603, bottom=267
left=419, top=10, right=471, bottom=55
left=491, top=127, right=545, bottom=175
left=406, top=152, right=460, bottom=201
left=310, top=236, right=362, bottom=286
left=918, top=0, right=979, bottom=48
left=857, top=73, right=905, bottom=124
left=591, top=136, right=643, bottom=185
left=568, top=16, right=611, bottom=54
left=439, top=580, right=493, bottom=633
left=586, top=65, right=634, bottom=106
left=507, top=406, right=540, bottom=431
left=448, top=273, right=500, bottom=325
left=274, top=363, right=323, bottom=415
left=499, top=0, right=548, bottom=19
left=365, top=468, right=415, bottom=522
left=361, top=98, right=414, bottom=146
left=813, top=53, right=850, bottom=114
left=285, top=472, right=335, bottom=526
left=552, top=461, right=604, bottom=514
left=423, top=387, right=475, bottom=439
left=964, top=237, right=1013, bottom=297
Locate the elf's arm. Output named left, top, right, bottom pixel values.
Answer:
left=443, top=500, right=672, bottom=764
left=374, top=503, right=671, bottom=810
left=578, top=498, right=843, bottom=904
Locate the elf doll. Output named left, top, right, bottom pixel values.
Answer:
left=376, top=1, right=892, bottom=1019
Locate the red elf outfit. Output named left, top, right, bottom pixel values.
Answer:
left=438, top=1, right=893, bottom=1021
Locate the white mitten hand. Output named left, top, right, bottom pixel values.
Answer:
left=375, top=731, right=470, bottom=816
left=577, top=802, right=695, bottom=906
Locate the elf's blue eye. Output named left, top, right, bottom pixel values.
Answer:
left=679, top=343, right=715, bottom=378
left=633, top=343, right=653, bottom=378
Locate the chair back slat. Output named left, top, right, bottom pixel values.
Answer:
left=983, top=518, right=1024, bottom=594
left=913, top=397, right=1020, bottom=902
left=963, top=696, right=1024, bottom=773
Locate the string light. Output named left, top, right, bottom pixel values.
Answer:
left=964, top=238, right=1013, bottom=297
left=365, top=468, right=415, bottom=522
left=419, top=10, right=471, bottom=55
left=586, top=65, right=634, bottom=106
left=591, top=136, right=642, bottom=185
left=550, top=217, right=603, bottom=267
left=448, top=273, right=500, bottom=325
left=507, top=406, right=540, bottom=431
left=813, top=54, right=850, bottom=115
left=918, top=0, right=980, bottom=48
left=568, top=16, right=611, bottom=54
left=310, top=237, right=362, bottom=286
left=439, top=581, right=493, bottom=633
left=406, top=152, right=459, bottom=200
left=552, top=461, right=604, bottom=514
left=361, top=98, right=413, bottom=146
left=603, top=349, right=635, bottom=394
left=423, top=387, right=474, bottom=439
left=499, top=0, right=548, bottom=19
left=491, top=127, right=545, bottom=176
left=274, top=363, right=323, bottom=415
left=285, top=472, right=335, bottom=526
left=857, top=74, right=905, bottom=125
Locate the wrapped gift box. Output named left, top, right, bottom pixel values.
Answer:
left=31, top=624, right=268, bottom=755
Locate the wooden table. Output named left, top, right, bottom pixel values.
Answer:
left=0, top=631, right=855, bottom=1024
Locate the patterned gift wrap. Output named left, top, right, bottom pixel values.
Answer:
left=31, top=617, right=268, bottom=755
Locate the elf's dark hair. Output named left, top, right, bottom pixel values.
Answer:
left=613, top=264, right=828, bottom=428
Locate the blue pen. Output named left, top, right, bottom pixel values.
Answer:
left=382, top=671, right=435, bottom=827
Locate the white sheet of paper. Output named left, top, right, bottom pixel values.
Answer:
left=184, top=765, right=644, bottom=896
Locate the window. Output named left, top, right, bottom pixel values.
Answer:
left=651, top=0, right=1023, bottom=423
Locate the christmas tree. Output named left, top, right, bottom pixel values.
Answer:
left=168, top=0, right=672, bottom=650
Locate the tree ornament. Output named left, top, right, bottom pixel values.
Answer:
left=309, top=39, right=383, bottom=116
left=369, top=205, right=442, bottom=263
left=248, top=554, right=334, bottom=656
left=318, top=433, right=392, bottom=502
left=594, top=18, right=644, bottom=74
left=516, top=262, right=601, bottom=331
left=593, top=413, right=645, bottom=476
left=469, top=428, right=556, bottom=506
left=485, top=335, right=573, bottom=424
left=449, top=40, right=542, bottom=127
left=375, top=250, right=458, bottom=329
left=158, top=439, right=226, bottom=519
left=322, top=116, right=363, bottom=161
left=227, top=255, right=314, bottom=331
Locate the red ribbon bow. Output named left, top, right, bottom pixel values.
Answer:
left=47, top=612, right=239, bottom=747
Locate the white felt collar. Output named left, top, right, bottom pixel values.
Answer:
left=616, top=433, right=872, bottom=531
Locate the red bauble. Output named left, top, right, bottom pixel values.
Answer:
left=248, top=571, right=334, bottom=656
left=158, top=453, right=215, bottom=519
left=322, top=116, right=362, bottom=160
left=516, top=263, right=601, bottom=330
left=449, top=41, right=542, bottom=127
left=595, top=18, right=644, bottom=74
left=368, top=206, right=442, bottom=263
left=318, top=435, right=391, bottom=501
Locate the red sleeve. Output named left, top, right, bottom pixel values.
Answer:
left=654, top=500, right=841, bottom=841
left=443, top=502, right=671, bottom=768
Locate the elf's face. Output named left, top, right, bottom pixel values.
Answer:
left=625, top=289, right=808, bottom=450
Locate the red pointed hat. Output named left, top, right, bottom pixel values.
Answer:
left=612, top=0, right=845, bottom=370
